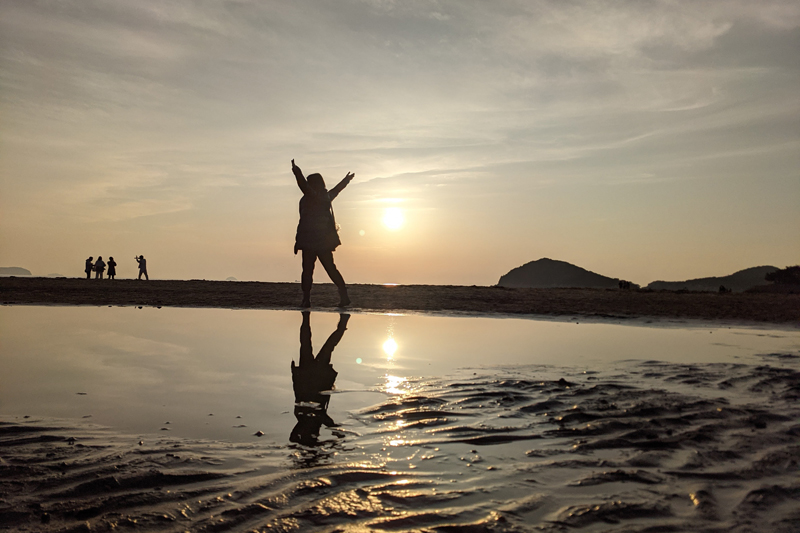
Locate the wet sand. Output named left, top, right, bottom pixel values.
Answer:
left=2, top=277, right=798, bottom=324
left=3, top=356, right=799, bottom=532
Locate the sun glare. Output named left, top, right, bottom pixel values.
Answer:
left=382, top=207, right=405, bottom=230
left=385, top=374, right=407, bottom=395
left=383, top=337, right=398, bottom=358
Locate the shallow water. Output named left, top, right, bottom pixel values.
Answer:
left=2, top=306, right=797, bottom=443
left=2, top=306, right=800, bottom=531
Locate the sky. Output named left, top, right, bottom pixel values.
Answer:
left=1, top=0, right=798, bottom=286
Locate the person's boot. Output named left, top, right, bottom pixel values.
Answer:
left=337, top=286, right=350, bottom=307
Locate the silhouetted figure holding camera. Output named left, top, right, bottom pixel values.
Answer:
left=136, top=255, right=148, bottom=280
left=292, top=159, right=353, bottom=308
left=290, top=312, right=349, bottom=446
left=84, top=257, right=94, bottom=279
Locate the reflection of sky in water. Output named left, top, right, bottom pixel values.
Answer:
left=1, top=306, right=798, bottom=444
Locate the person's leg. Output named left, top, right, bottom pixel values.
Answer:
left=301, top=250, right=316, bottom=307
left=144, top=270, right=149, bottom=281
left=317, top=314, right=349, bottom=365
left=299, top=311, right=313, bottom=365
left=317, top=251, right=349, bottom=306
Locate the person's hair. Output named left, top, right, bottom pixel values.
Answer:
left=109, top=257, right=114, bottom=260
left=307, top=173, right=326, bottom=191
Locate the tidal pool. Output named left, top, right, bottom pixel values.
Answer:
left=1, top=306, right=797, bottom=444
left=2, top=306, right=799, bottom=532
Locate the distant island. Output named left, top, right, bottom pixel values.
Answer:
left=498, top=258, right=623, bottom=289
left=0, top=267, right=32, bottom=277
left=498, top=258, right=780, bottom=293
left=646, top=265, right=778, bottom=293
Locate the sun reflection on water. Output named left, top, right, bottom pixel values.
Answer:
left=384, top=375, right=407, bottom=395
left=382, top=338, right=398, bottom=359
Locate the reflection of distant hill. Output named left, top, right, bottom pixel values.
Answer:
left=646, top=266, right=778, bottom=293
left=498, top=258, right=620, bottom=289
left=0, top=267, right=32, bottom=276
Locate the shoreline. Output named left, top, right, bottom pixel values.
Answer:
left=2, top=277, right=798, bottom=326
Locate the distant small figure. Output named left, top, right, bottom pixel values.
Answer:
left=136, top=255, right=149, bottom=280
left=292, top=159, right=354, bottom=308
left=84, top=256, right=94, bottom=279
left=94, top=256, right=106, bottom=279
left=718, top=285, right=731, bottom=293
left=107, top=257, right=117, bottom=280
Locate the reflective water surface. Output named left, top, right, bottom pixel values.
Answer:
left=2, top=306, right=800, bottom=532
left=1, top=306, right=798, bottom=443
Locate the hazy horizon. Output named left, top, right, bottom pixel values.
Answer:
left=2, top=1, right=798, bottom=286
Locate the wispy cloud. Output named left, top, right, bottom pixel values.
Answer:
left=1, top=0, right=798, bottom=282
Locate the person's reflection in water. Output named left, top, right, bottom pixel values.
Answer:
left=290, top=311, right=349, bottom=447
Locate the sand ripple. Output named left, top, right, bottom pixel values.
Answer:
left=2, top=357, right=800, bottom=532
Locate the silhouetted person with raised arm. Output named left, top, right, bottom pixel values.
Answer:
left=136, top=255, right=148, bottom=280
left=290, top=311, right=349, bottom=446
left=94, top=256, right=106, bottom=279
left=292, top=159, right=353, bottom=308
left=84, top=256, right=93, bottom=279
left=107, top=257, right=117, bottom=280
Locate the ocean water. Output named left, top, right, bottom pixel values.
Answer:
left=1, top=306, right=799, bottom=531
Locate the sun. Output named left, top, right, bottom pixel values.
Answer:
left=382, top=207, right=405, bottom=230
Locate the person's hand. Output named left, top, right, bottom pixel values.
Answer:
left=291, top=159, right=298, bottom=169
left=344, top=172, right=354, bottom=182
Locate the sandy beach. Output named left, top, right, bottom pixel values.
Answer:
left=4, top=1, right=799, bottom=530
left=1, top=277, right=798, bottom=324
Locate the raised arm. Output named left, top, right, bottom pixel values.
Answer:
left=329, top=171, right=354, bottom=200
left=292, top=159, right=312, bottom=195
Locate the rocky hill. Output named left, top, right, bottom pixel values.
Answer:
left=498, top=258, right=621, bottom=289
left=0, top=267, right=32, bottom=276
left=646, top=265, right=778, bottom=293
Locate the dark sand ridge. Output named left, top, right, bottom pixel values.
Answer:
left=1, top=277, right=798, bottom=324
